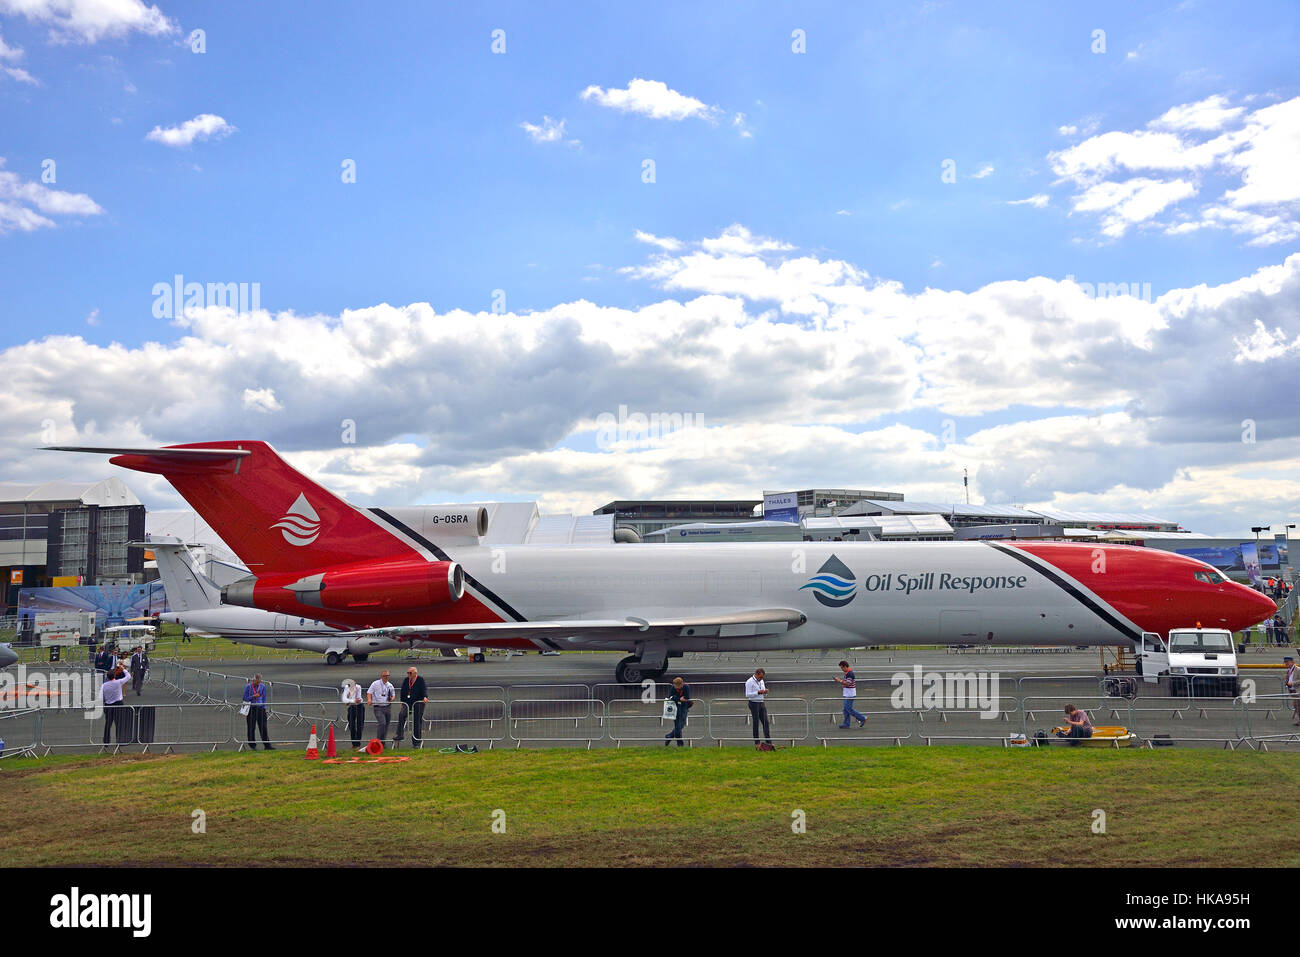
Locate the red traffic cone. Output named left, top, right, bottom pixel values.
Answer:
left=366, top=738, right=384, bottom=756
left=305, top=725, right=320, bottom=760
left=325, top=724, right=337, bottom=759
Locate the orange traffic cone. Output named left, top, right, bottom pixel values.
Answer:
left=325, top=724, right=337, bottom=759
left=305, top=725, right=320, bottom=760
left=365, top=738, right=384, bottom=756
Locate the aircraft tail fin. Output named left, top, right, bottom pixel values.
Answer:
left=48, top=442, right=420, bottom=573
left=140, top=541, right=222, bottom=612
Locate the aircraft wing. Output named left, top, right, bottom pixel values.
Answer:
left=348, top=608, right=807, bottom=644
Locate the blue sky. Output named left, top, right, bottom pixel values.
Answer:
left=1, top=0, right=1299, bottom=535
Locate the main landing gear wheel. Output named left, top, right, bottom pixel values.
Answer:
left=353, top=653, right=369, bottom=664
left=325, top=651, right=342, bottom=666
left=615, top=656, right=667, bottom=684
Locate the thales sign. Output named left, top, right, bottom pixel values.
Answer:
left=763, top=492, right=798, bottom=524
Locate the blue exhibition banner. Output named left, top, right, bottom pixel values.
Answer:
left=18, top=583, right=168, bottom=627
left=1174, top=545, right=1243, bottom=571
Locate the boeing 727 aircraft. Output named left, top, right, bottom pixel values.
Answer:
left=50, top=442, right=1277, bottom=683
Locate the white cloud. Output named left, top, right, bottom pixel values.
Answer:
left=4, top=227, right=1300, bottom=535
left=0, top=157, right=103, bottom=233
left=732, top=112, right=752, bottom=138
left=242, top=387, right=282, bottom=413
left=1047, top=94, right=1300, bottom=244
left=1058, top=124, right=1078, bottom=136
left=971, top=164, right=994, bottom=179
left=1072, top=177, right=1197, bottom=237
left=633, top=229, right=683, bottom=252
left=580, top=78, right=719, bottom=122
left=1150, top=94, right=1245, bottom=132
left=0, top=0, right=176, bottom=43
left=0, top=27, right=36, bottom=82
left=145, top=113, right=236, bottom=148
left=520, top=115, right=567, bottom=144
left=1008, top=194, right=1050, bottom=208
left=85, top=308, right=99, bottom=326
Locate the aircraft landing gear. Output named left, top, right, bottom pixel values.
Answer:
left=325, top=651, right=342, bottom=666
left=615, top=655, right=666, bottom=684
left=353, top=653, right=369, bottom=664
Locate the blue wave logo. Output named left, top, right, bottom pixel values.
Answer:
left=800, top=555, right=857, bottom=607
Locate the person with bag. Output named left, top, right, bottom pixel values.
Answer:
left=342, top=678, right=366, bottom=749
left=663, top=676, right=692, bottom=746
left=242, top=673, right=273, bottom=750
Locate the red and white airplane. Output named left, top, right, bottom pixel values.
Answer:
left=49, top=441, right=1276, bottom=683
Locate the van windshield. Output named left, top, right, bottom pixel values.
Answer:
left=1169, top=632, right=1233, bottom=653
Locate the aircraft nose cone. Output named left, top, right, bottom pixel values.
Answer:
left=1228, top=584, right=1277, bottom=632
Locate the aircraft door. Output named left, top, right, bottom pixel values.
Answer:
left=273, top=615, right=289, bottom=645
left=1137, top=631, right=1168, bottom=683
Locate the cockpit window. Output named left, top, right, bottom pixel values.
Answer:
left=1193, top=570, right=1226, bottom=584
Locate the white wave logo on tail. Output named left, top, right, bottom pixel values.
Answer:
left=272, top=493, right=322, bottom=546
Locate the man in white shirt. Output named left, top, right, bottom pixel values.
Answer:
left=367, top=670, right=396, bottom=742
left=342, top=679, right=366, bottom=749
left=744, top=667, right=772, bottom=747
left=101, top=664, right=132, bottom=745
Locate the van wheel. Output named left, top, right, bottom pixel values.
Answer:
left=325, top=652, right=342, bottom=666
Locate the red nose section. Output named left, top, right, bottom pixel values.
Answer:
left=1004, top=542, right=1278, bottom=636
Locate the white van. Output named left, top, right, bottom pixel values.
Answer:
left=1136, top=628, right=1239, bottom=696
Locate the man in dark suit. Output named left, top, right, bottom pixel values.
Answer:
left=395, top=666, right=428, bottom=749
left=129, top=646, right=150, bottom=696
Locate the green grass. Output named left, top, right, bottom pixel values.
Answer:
left=2, top=747, right=1297, bottom=867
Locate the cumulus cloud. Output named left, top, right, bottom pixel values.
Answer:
left=6, top=226, right=1300, bottom=534
left=0, top=157, right=103, bottom=233
left=1046, top=94, right=1300, bottom=244
left=0, top=0, right=176, bottom=43
left=145, top=113, right=236, bottom=148
left=580, top=78, right=719, bottom=122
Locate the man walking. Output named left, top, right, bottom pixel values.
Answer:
left=129, top=645, right=150, bottom=696
left=367, top=669, right=396, bottom=743
left=395, top=666, right=428, bottom=749
left=101, top=663, right=132, bottom=746
left=745, top=667, right=773, bottom=748
left=242, top=673, right=273, bottom=750
left=835, top=660, right=867, bottom=728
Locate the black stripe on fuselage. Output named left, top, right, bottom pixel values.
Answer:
left=368, top=508, right=528, bottom=623
left=984, top=541, right=1144, bottom=643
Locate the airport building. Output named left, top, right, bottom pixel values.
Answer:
left=0, top=478, right=145, bottom=613
left=837, top=499, right=1048, bottom=529
left=594, top=499, right=762, bottom=540
left=761, top=488, right=904, bottom=522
